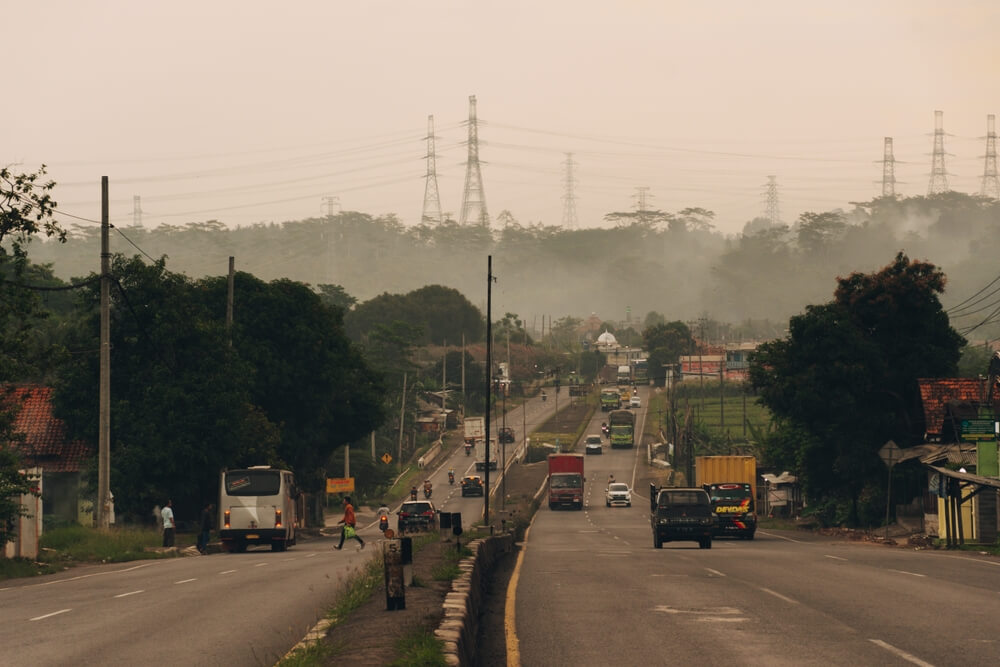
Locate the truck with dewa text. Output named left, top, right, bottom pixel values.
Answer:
left=608, top=409, right=635, bottom=448
left=695, top=455, right=757, bottom=539
left=547, top=453, right=585, bottom=510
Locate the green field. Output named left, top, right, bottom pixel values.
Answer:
left=644, top=387, right=771, bottom=441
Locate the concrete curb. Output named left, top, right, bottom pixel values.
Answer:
left=435, top=534, right=515, bottom=666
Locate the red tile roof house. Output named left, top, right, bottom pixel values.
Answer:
left=2, top=385, right=92, bottom=525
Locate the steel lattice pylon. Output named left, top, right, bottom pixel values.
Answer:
left=763, top=176, right=780, bottom=225
left=459, top=95, right=489, bottom=226
left=561, top=153, right=578, bottom=228
left=881, top=137, right=896, bottom=197
left=981, top=114, right=1000, bottom=199
left=421, top=115, right=443, bottom=224
left=928, top=110, right=950, bottom=195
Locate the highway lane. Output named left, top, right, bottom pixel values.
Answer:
left=0, top=536, right=362, bottom=666
left=512, top=391, right=1000, bottom=666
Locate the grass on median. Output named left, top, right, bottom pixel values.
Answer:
left=388, top=628, right=447, bottom=667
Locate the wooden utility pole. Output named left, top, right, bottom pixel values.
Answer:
left=97, top=177, right=111, bottom=529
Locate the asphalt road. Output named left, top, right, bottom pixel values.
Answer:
left=0, top=390, right=566, bottom=666
left=511, top=387, right=1000, bottom=666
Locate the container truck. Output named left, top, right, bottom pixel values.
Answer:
left=547, top=453, right=585, bottom=510
left=464, top=416, right=485, bottom=456
left=475, top=438, right=499, bottom=471
left=695, top=455, right=757, bottom=539
left=617, top=365, right=631, bottom=385
left=608, top=409, right=635, bottom=448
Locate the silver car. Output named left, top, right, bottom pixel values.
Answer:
left=606, top=482, right=632, bottom=507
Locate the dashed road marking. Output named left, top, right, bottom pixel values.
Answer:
left=255, top=562, right=268, bottom=567
left=758, top=587, right=798, bottom=604
left=175, top=578, right=196, bottom=584
left=868, top=639, right=935, bottom=666
left=219, top=569, right=237, bottom=575
left=757, top=530, right=803, bottom=543
left=824, top=555, right=847, bottom=561
left=114, top=590, right=144, bottom=598
left=30, top=608, right=71, bottom=621
left=29, top=562, right=155, bottom=588
left=704, top=568, right=726, bottom=577
left=888, top=569, right=926, bottom=578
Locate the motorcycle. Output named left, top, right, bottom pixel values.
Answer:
left=541, top=392, right=547, bottom=402
left=423, top=486, right=432, bottom=499
left=448, top=471, right=455, bottom=485
left=379, top=513, right=389, bottom=532
left=410, top=488, right=418, bottom=501
left=465, top=443, right=472, bottom=456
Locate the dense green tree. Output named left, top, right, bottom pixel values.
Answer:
left=749, top=253, right=965, bottom=526
left=345, top=285, right=483, bottom=345
left=316, top=283, right=357, bottom=312
left=643, top=321, right=695, bottom=385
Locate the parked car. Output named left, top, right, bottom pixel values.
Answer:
left=461, top=475, right=485, bottom=497
left=584, top=434, right=603, bottom=455
left=630, top=396, right=641, bottom=408
left=606, top=482, right=632, bottom=507
left=397, top=500, right=437, bottom=533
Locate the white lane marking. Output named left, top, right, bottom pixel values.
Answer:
left=174, top=578, right=196, bottom=584
left=114, top=590, right=144, bottom=598
left=254, top=562, right=269, bottom=567
left=868, top=639, right=935, bottom=666
left=29, top=562, right=155, bottom=588
left=696, top=617, right=746, bottom=623
left=304, top=553, right=317, bottom=558
left=757, top=530, right=803, bottom=543
left=758, top=587, right=798, bottom=604
left=889, top=569, right=926, bottom=578
left=219, top=569, right=237, bottom=575
left=653, top=605, right=741, bottom=615
left=30, top=608, right=71, bottom=621
left=704, top=568, right=726, bottom=577
left=940, top=554, right=1000, bottom=567
left=824, top=555, right=847, bottom=561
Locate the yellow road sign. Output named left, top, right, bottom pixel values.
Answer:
left=381, top=452, right=393, bottom=464
left=326, top=477, right=355, bottom=494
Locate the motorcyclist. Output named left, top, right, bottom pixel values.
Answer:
left=376, top=502, right=390, bottom=530
left=608, top=473, right=615, bottom=485
left=448, top=469, right=455, bottom=484
left=541, top=390, right=547, bottom=402
left=423, top=480, right=432, bottom=498
left=410, top=485, right=418, bottom=501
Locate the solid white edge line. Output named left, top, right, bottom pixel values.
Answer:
left=756, top=530, right=803, bottom=543
left=888, top=569, right=926, bottom=578
left=31, top=562, right=155, bottom=588
left=114, top=590, right=144, bottom=598
left=30, top=608, right=71, bottom=621
left=868, top=639, right=935, bottom=666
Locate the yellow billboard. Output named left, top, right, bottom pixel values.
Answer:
left=326, top=477, right=355, bottom=494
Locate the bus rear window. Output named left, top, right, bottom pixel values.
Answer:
left=225, top=470, right=281, bottom=496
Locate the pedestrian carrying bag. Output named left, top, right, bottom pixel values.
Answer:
left=344, top=525, right=356, bottom=539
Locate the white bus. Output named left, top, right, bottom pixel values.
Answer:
left=219, top=466, right=298, bottom=552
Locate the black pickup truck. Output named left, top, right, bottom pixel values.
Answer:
left=649, top=484, right=716, bottom=549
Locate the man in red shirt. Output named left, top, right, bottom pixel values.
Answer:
left=333, top=496, right=365, bottom=550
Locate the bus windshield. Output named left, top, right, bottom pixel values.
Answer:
left=225, top=470, right=281, bottom=496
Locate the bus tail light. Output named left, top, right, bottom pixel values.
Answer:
left=275, top=509, right=282, bottom=528
left=224, top=510, right=231, bottom=528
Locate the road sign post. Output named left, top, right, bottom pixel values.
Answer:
left=879, top=440, right=901, bottom=540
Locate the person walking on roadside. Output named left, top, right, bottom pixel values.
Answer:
left=161, top=499, right=176, bottom=548
left=333, top=496, right=365, bottom=550
left=197, top=502, right=215, bottom=554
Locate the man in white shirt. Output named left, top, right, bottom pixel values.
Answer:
left=161, top=499, right=176, bottom=548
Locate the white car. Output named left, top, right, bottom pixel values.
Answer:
left=606, top=482, right=632, bottom=507
left=629, top=396, right=641, bottom=408
left=584, top=434, right=603, bottom=455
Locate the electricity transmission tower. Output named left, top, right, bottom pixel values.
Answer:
left=421, top=114, right=443, bottom=223
left=632, top=186, right=651, bottom=212
left=981, top=114, right=1000, bottom=199
left=132, top=195, right=143, bottom=227
left=322, top=195, right=340, bottom=217
left=928, top=110, right=950, bottom=194
left=460, top=95, right=489, bottom=226
left=763, top=176, right=780, bottom=225
left=561, top=153, right=578, bottom=228
left=880, top=137, right=897, bottom=197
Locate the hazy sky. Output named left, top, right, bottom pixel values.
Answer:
left=7, top=1, right=999, bottom=235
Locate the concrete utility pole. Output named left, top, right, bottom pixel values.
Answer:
left=226, top=257, right=234, bottom=347
left=461, top=333, right=466, bottom=419
left=98, top=177, right=111, bottom=529
left=398, top=373, right=407, bottom=463
left=484, top=256, right=495, bottom=523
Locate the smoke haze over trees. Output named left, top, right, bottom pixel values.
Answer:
left=25, top=192, right=1000, bottom=342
